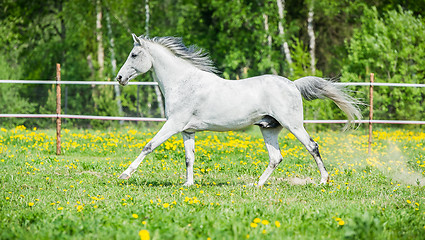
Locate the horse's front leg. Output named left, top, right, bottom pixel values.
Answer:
left=182, top=132, right=195, bottom=186
left=118, top=121, right=180, bottom=180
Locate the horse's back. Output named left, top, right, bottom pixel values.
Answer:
left=183, top=73, right=303, bottom=131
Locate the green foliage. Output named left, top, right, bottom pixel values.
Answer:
left=92, top=85, right=120, bottom=128
left=0, top=56, right=36, bottom=127
left=344, top=211, right=383, bottom=239
left=1, top=1, right=425, bottom=127
left=342, top=6, right=425, bottom=121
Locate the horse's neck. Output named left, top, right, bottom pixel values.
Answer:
left=148, top=44, right=204, bottom=95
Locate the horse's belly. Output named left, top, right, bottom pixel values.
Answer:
left=184, top=110, right=263, bottom=132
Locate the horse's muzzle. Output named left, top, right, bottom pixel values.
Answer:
left=116, top=75, right=127, bottom=86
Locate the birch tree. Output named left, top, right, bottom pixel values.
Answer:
left=263, top=13, right=277, bottom=75
left=307, top=0, right=316, bottom=75
left=106, top=10, right=124, bottom=124
left=145, top=0, right=165, bottom=118
left=96, top=0, right=104, bottom=78
left=276, top=0, right=293, bottom=76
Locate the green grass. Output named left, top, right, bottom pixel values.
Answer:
left=1, top=125, right=425, bottom=239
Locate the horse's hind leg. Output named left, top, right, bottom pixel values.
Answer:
left=289, top=126, right=329, bottom=184
left=257, top=126, right=284, bottom=187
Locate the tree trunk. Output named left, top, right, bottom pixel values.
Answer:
left=263, top=14, right=277, bottom=75
left=96, top=0, right=104, bottom=78
left=276, top=0, right=293, bottom=76
left=145, top=0, right=165, bottom=118
left=307, top=1, right=316, bottom=75
left=106, top=10, right=124, bottom=124
left=145, top=0, right=150, bottom=37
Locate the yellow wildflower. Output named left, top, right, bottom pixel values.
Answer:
left=261, top=220, right=270, bottom=225
left=139, top=230, right=150, bottom=240
left=132, top=214, right=139, bottom=219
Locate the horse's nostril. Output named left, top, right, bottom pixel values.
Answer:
left=117, top=75, right=122, bottom=81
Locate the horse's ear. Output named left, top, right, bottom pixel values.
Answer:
left=131, top=33, right=144, bottom=47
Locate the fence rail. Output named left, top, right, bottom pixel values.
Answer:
left=0, top=80, right=158, bottom=86
left=2, top=114, right=425, bottom=125
left=0, top=114, right=166, bottom=122
left=1, top=79, right=425, bottom=88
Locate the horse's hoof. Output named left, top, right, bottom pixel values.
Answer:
left=247, top=183, right=259, bottom=187
left=319, top=177, right=330, bottom=185
left=118, top=173, right=130, bottom=180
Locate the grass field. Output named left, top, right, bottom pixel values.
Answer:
left=1, top=125, right=425, bottom=239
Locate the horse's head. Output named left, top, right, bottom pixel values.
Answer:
left=116, top=34, right=153, bottom=86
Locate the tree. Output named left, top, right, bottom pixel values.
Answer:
left=342, top=6, right=425, bottom=121
left=307, top=0, right=316, bottom=75
left=276, top=0, right=294, bottom=76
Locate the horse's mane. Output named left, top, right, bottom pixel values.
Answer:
left=140, top=36, right=218, bottom=74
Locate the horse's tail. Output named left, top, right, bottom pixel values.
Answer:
left=294, top=76, right=362, bottom=130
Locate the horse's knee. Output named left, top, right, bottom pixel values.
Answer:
left=185, top=156, right=194, bottom=167
left=142, top=142, right=153, bottom=153
left=312, top=141, right=320, bottom=155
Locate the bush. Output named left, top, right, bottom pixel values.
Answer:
left=342, top=6, right=425, bottom=122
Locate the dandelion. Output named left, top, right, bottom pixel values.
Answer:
left=338, top=220, right=345, bottom=226
left=28, top=202, right=34, bottom=207
left=253, top=218, right=261, bottom=223
left=163, top=203, right=170, bottom=208
left=250, top=223, right=258, bottom=228
left=407, top=200, right=412, bottom=204
left=139, top=229, right=150, bottom=240
left=76, top=205, right=83, bottom=212
left=275, top=221, right=281, bottom=228
left=132, top=214, right=139, bottom=219
left=57, top=207, right=63, bottom=210
left=261, top=220, right=270, bottom=225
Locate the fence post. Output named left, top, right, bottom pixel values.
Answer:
left=368, top=73, right=374, bottom=155
left=56, top=63, right=62, bottom=155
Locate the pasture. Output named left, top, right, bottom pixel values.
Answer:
left=0, top=125, right=424, bottom=239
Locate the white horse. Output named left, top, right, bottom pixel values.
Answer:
left=116, top=34, right=361, bottom=186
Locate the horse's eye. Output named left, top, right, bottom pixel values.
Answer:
left=131, top=53, right=138, bottom=58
